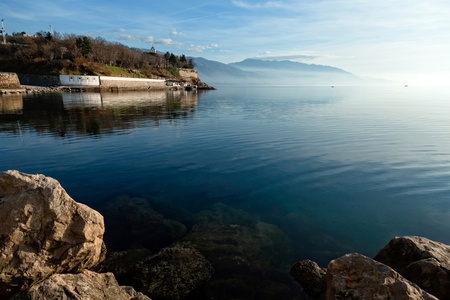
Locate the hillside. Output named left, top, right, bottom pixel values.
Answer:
left=0, top=33, right=194, bottom=81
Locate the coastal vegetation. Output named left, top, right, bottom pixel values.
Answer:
left=0, top=31, right=194, bottom=79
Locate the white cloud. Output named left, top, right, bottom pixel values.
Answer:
left=154, top=38, right=182, bottom=46
left=220, top=50, right=232, bottom=53
left=142, top=36, right=154, bottom=43
left=188, top=43, right=219, bottom=53
left=231, top=0, right=287, bottom=9
left=170, top=29, right=187, bottom=36
left=116, top=34, right=136, bottom=41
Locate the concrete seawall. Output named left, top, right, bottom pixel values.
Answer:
left=99, top=76, right=166, bottom=88
left=1, top=73, right=208, bottom=94
left=18, top=74, right=60, bottom=87
left=59, top=75, right=167, bottom=91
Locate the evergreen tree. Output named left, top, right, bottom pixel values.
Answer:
left=169, top=53, right=178, bottom=66
left=76, top=36, right=92, bottom=57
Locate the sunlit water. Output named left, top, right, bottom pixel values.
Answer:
left=2, top=86, right=450, bottom=273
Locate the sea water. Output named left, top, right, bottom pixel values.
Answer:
left=1, top=86, right=450, bottom=269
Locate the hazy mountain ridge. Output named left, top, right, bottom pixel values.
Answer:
left=192, top=57, right=256, bottom=85
left=230, top=58, right=352, bottom=74
left=193, top=57, right=396, bottom=86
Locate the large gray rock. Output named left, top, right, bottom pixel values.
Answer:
left=0, top=170, right=105, bottom=297
left=133, top=246, right=213, bottom=300
left=326, top=253, right=438, bottom=300
left=11, top=270, right=151, bottom=300
left=374, top=236, right=450, bottom=300
left=290, top=259, right=326, bottom=300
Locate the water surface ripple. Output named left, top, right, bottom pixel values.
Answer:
left=1, top=86, right=450, bottom=268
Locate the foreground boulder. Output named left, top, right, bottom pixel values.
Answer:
left=10, top=270, right=150, bottom=300
left=374, top=236, right=450, bottom=300
left=290, top=259, right=326, bottom=300
left=0, top=170, right=105, bottom=297
left=327, top=253, right=438, bottom=300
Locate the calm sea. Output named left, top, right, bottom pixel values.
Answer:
left=1, top=86, right=450, bottom=271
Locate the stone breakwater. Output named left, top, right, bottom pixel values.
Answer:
left=1, top=170, right=449, bottom=300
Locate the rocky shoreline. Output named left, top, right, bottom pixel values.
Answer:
left=0, top=72, right=215, bottom=95
left=0, top=170, right=449, bottom=299
left=0, top=84, right=214, bottom=95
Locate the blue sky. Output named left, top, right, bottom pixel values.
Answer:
left=2, top=0, right=450, bottom=85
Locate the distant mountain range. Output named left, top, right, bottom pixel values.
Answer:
left=192, top=57, right=395, bottom=86
left=230, top=58, right=352, bottom=74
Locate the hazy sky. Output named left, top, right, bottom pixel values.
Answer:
left=2, top=0, right=450, bottom=85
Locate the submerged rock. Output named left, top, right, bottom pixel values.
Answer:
left=178, top=221, right=291, bottom=273
left=290, top=259, right=326, bottom=300
left=104, top=248, right=153, bottom=286
left=176, top=221, right=296, bottom=299
left=374, top=236, right=450, bottom=300
left=0, top=170, right=105, bottom=297
left=132, top=246, right=213, bottom=300
left=188, top=202, right=256, bottom=227
left=10, top=270, right=151, bottom=300
left=103, top=196, right=186, bottom=252
left=326, top=253, right=438, bottom=300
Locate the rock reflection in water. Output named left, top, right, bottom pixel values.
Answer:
left=0, top=90, right=199, bottom=139
left=0, top=94, right=23, bottom=115
left=0, top=94, right=24, bottom=136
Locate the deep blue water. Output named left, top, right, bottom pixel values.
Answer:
left=1, top=86, right=450, bottom=269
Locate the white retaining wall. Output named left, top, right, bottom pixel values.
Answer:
left=60, top=75, right=166, bottom=88
left=99, top=76, right=166, bottom=88
left=60, top=75, right=100, bottom=86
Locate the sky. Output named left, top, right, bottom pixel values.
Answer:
left=2, top=0, right=450, bottom=85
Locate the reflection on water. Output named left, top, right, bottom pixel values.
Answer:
left=3, top=86, right=450, bottom=298
left=0, top=90, right=200, bottom=138
left=0, top=94, right=23, bottom=115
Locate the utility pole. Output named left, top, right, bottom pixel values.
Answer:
left=1, top=19, right=6, bottom=44
left=49, top=25, right=53, bottom=36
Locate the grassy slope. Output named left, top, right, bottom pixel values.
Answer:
left=0, top=58, right=182, bottom=79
